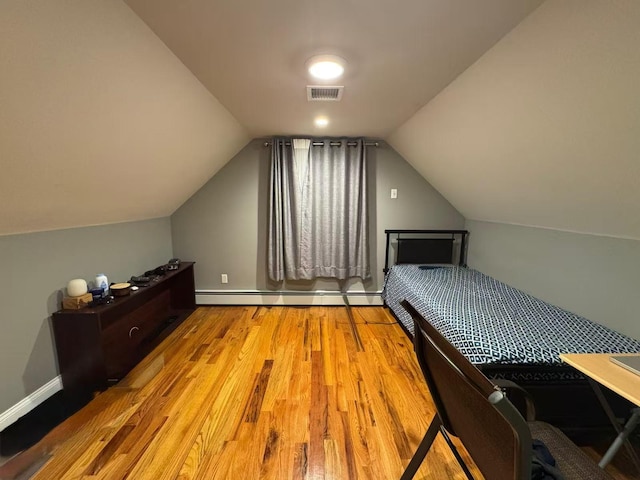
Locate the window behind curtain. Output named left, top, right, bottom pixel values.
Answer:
left=268, top=138, right=370, bottom=281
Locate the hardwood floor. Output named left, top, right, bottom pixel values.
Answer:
left=0, top=306, right=634, bottom=479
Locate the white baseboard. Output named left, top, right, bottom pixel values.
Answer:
left=196, top=290, right=383, bottom=306
left=0, top=376, right=63, bottom=432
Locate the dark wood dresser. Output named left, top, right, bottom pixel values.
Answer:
left=52, top=262, right=195, bottom=392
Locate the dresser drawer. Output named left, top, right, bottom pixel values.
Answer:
left=102, top=289, right=171, bottom=378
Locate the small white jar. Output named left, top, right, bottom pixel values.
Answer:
left=95, top=273, right=108, bottom=296
left=67, top=279, right=88, bottom=297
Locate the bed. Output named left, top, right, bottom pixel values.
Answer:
left=382, top=229, right=640, bottom=440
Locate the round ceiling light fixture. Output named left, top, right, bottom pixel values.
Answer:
left=314, top=116, right=329, bottom=128
left=306, top=54, right=346, bottom=80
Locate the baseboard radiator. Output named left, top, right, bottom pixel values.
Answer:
left=196, top=290, right=383, bottom=306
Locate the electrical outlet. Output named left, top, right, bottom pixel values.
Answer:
left=391, top=188, right=398, bottom=199
left=221, top=273, right=228, bottom=284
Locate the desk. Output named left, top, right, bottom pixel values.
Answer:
left=560, top=353, right=640, bottom=471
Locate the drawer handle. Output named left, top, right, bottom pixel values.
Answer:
left=129, top=326, right=140, bottom=338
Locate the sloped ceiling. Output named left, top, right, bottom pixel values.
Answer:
left=6, top=1, right=637, bottom=242
left=124, top=0, right=542, bottom=138
left=2, top=0, right=543, bottom=237
left=389, top=1, right=640, bottom=240
left=0, top=1, right=248, bottom=236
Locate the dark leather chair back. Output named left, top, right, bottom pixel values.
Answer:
left=402, top=300, right=532, bottom=480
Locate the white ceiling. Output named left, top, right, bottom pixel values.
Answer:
left=124, top=0, right=543, bottom=138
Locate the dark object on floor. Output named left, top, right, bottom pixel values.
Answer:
left=0, top=390, right=92, bottom=457
left=399, top=299, right=612, bottom=480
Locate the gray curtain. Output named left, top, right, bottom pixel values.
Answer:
left=268, top=138, right=370, bottom=281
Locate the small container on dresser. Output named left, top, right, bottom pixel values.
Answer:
left=95, top=274, right=108, bottom=296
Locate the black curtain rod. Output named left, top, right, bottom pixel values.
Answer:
left=263, top=141, right=379, bottom=147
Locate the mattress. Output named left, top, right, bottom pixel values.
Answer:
left=382, top=265, right=640, bottom=368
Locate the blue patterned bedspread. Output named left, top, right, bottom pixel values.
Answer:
left=382, top=265, right=640, bottom=366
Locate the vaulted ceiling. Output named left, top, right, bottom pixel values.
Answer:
left=124, top=0, right=542, bottom=138
left=3, top=0, right=639, bottom=240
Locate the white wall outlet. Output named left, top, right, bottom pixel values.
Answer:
left=221, top=273, right=228, bottom=284
left=391, top=188, right=398, bottom=199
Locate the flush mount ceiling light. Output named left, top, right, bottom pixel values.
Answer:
left=314, top=116, right=329, bottom=128
left=306, top=55, right=346, bottom=80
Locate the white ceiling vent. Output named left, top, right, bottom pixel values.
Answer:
left=307, top=85, right=344, bottom=101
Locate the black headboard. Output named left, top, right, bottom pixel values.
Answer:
left=384, top=229, right=469, bottom=273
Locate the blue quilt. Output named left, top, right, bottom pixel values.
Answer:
left=382, top=265, right=640, bottom=366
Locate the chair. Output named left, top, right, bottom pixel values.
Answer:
left=399, top=300, right=613, bottom=480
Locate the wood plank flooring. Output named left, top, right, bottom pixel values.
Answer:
left=0, top=306, right=634, bottom=479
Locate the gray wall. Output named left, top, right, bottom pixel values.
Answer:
left=172, top=139, right=465, bottom=292
left=466, top=220, right=640, bottom=340
left=0, top=218, right=172, bottom=413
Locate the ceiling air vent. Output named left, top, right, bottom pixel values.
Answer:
left=307, top=85, right=344, bottom=101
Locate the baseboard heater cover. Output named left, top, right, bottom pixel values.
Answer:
left=196, top=290, right=383, bottom=306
